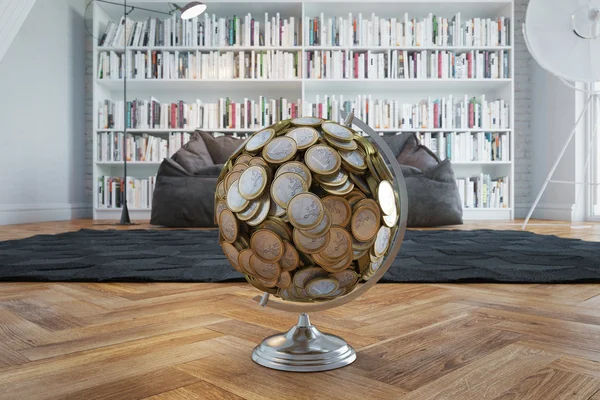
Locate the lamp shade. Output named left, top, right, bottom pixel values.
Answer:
left=525, top=0, right=600, bottom=82
left=180, top=1, right=206, bottom=19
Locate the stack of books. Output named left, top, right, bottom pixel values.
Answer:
left=456, top=175, right=509, bottom=209
left=97, top=176, right=156, bottom=209
left=417, top=132, right=509, bottom=162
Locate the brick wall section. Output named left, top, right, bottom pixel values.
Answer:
left=83, top=1, right=534, bottom=215
left=84, top=6, right=94, bottom=206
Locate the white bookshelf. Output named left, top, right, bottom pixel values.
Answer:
left=92, top=0, right=514, bottom=221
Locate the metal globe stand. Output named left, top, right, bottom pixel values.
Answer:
left=246, top=111, right=407, bottom=372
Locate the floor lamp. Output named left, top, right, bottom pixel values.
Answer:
left=521, top=0, right=600, bottom=229
left=91, top=0, right=206, bottom=224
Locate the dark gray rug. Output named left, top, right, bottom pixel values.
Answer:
left=0, top=229, right=598, bottom=283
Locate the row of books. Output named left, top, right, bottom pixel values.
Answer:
left=390, top=49, right=510, bottom=80
left=304, top=94, right=510, bottom=130
left=305, top=50, right=386, bottom=79
left=97, top=50, right=301, bottom=80
left=97, top=176, right=156, bottom=210
left=417, top=132, right=509, bottom=162
left=98, top=97, right=301, bottom=130
left=96, top=132, right=193, bottom=162
left=456, top=174, right=509, bottom=209
left=304, top=13, right=510, bottom=48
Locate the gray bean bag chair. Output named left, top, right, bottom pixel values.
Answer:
left=382, top=133, right=463, bottom=227
left=150, top=131, right=245, bottom=227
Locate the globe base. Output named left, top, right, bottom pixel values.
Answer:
left=251, top=312, right=356, bottom=372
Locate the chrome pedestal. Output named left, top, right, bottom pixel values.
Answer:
left=251, top=313, right=356, bottom=372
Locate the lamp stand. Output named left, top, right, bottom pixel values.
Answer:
left=251, top=313, right=356, bottom=372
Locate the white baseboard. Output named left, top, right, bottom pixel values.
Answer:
left=515, top=203, right=574, bottom=221
left=0, top=203, right=92, bottom=225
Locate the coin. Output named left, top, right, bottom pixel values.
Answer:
left=259, top=218, right=292, bottom=242
left=322, top=121, right=354, bottom=141
left=222, top=242, right=243, bottom=273
left=249, top=255, right=281, bottom=280
left=383, top=203, right=399, bottom=227
left=314, top=169, right=348, bottom=187
left=271, top=172, right=308, bottom=209
left=339, top=149, right=367, bottom=172
left=250, top=229, right=284, bottom=262
left=238, top=165, right=268, bottom=200
left=299, top=207, right=331, bottom=238
left=276, top=271, right=292, bottom=288
left=231, top=163, right=248, bottom=173
left=247, top=275, right=278, bottom=293
left=292, top=266, right=328, bottom=288
left=306, top=277, right=339, bottom=297
left=238, top=248, right=255, bottom=276
left=331, top=270, right=359, bottom=288
left=268, top=200, right=286, bottom=218
left=226, top=180, right=249, bottom=212
left=304, top=144, right=341, bottom=176
left=236, top=154, right=253, bottom=164
left=262, top=136, right=297, bottom=164
left=315, top=251, right=353, bottom=273
left=218, top=209, right=238, bottom=244
left=246, top=193, right=270, bottom=226
left=324, top=135, right=358, bottom=151
left=287, top=192, right=325, bottom=230
left=349, top=173, right=370, bottom=194
left=319, top=226, right=352, bottom=262
left=248, top=156, right=269, bottom=169
left=321, top=196, right=352, bottom=227
left=224, top=171, right=243, bottom=190
left=285, top=127, right=319, bottom=150
left=245, top=128, right=275, bottom=152
left=216, top=181, right=226, bottom=199
left=370, top=257, right=385, bottom=273
left=237, top=199, right=261, bottom=221
left=215, top=200, right=228, bottom=219
left=291, top=117, right=323, bottom=126
left=357, top=252, right=371, bottom=273
left=293, top=228, right=330, bottom=254
left=378, top=180, right=395, bottom=216
left=373, top=226, right=392, bottom=257
left=351, top=206, right=380, bottom=242
left=322, top=179, right=355, bottom=196
left=275, top=161, right=312, bottom=188
left=280, top=241, right=300, bottom=271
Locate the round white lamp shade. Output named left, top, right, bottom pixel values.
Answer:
left=525, top=0, right=600, bottom=82
left=180, top=1, right=206, bottom=19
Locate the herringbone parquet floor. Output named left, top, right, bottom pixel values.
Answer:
left=1, top=219, right=600, bottom=399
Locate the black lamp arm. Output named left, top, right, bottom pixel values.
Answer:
left=94, top=0, right=177, bottom=16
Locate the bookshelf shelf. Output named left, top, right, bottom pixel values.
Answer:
left=92, top=0, right=515, bottom=220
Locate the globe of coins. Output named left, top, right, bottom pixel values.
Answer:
left=215, top=116, right=406, bottom=305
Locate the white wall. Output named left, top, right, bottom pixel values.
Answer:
left=0, top=0, right=90, bottom=225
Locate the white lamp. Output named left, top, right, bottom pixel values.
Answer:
left=522, top=0, right=600, bottom=228
left=178, top=1, right=207, bottom=19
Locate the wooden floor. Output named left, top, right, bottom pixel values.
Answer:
left=1, top=220, right=600, bottom=399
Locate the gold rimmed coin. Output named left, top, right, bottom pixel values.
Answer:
left=215, top=200, right=228, bottom=219
left=349, top=173, right=370, bottom=194
left=268, top=200, right=286, bottom=218
left=378, top=180, right=395, bottom=216
left=322, top=179, right=355, bottom=196
left=231, top=163, right=248, bottom=173
left=259, top=218, right=292, bottom=242
left=373, top=226, right=392, bottom=257
left=238, top=165, right=268, bottom=200
left=321, top=196, right=352, bottom=227
left=293, top=228, right=330, bottom=254
left=218, top=209, right=238, bottom=244
left=275, top=161, right=312, bottom=188
left=383, top=202, right=399, bottom=228
left=237, top=248, right=255, bottom=276
left=247, top=275, right=278, bottom=294
left=314, top=169, right=348, bottom=187
left=226, top=179, right=249, bottom=212
left=222, top=242, right=243, bottom=273
left=322, top=121, right=354, bottom=141
left=291, top=117, right=323, bottom=126
left=271, top=172, right=308, bottom=209
left=256, top=275, right=279, bottom=288
left=305, top=277, right=339, bottom=297
left=351, top=205, right=380, bottom=242
left=276, top=271, right=292, bottom=288
left=248, top=156, right=269, bottom=169
left=324, top=135, right=358, bottom=151
left=245, top=128, right=275, bottom=153
left=262, top=136, right=297, bottom=164
left=299, top=208, right=331, bottom=238
left=246, top=193, right=270, bottom=226
left=292, top=266, right=328, bottom=288
left=237, top=199, right=261, bottom=221
left=279, top=241, right=300, bottom=271
left=339, top=149, right=367, bottom=172
left=332, top=270, right=359, bottom=288
left=304, top=144, right=341, bottom=176
left=287, top=192, right=325, bottom=230
left=235, top=154, right=253, bottom=165
left=216, top=181, right=226, bottom=199
left=249, top=255, right=281, bottom=280
left=250, top=229, right=284, bottom=262
left=224, top=171, right=243, bottom=190
left=319, top=226, right=352, bottom=263
left=285, top=127, right=319, bottom=150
